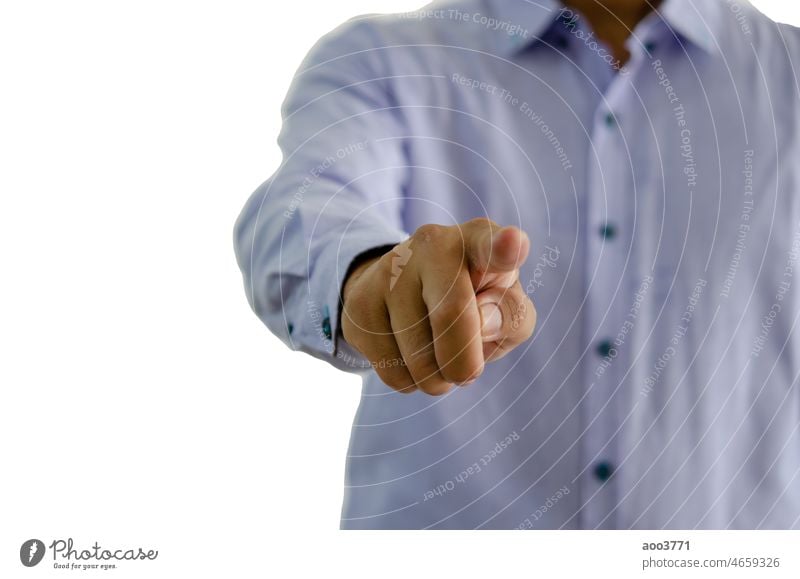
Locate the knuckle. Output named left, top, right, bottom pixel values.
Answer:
left=417, top=377, right=453, bottom=396
left=413, top=223, right=446, bottom=242
left=414, top=225, right=464, bottom=258
left=376, top=366, right=415, bottom=393
left=440, top=360, right=484, bottom=385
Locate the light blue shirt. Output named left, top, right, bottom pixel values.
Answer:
left=234, top=0, right=800, bottom=528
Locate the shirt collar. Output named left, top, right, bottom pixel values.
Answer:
left=655, top=0, right=723, bottom=54
left=483, top=0, right=562, bottom=56
left=484, top=0, right=724, bottom=56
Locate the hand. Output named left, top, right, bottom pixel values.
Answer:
left=341, top=218, right=536, bottom=395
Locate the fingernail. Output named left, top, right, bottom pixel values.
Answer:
left=457, top=373, right=479, bottom=386
left=480, top=303, right=502, bottom=341
left=491, top=227, right=509, bottom=245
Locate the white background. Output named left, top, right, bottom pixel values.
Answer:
left=1, top=1, right=799, bottom=577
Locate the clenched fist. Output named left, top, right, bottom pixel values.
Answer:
left=341, top=218, right=536, bottom=395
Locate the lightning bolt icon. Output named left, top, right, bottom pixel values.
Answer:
left=389, top=242, right=413, bottom=291
left=29, top=542, right=38, bottom=563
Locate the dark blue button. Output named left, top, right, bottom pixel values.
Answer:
left=596, top=339, right=615, bottom=358
left=322, top=305, right=332, bottom=341
left=287, top=322, right=294, bottom=335
left=604, top=112, right=616, bottom=127
left=644, top=41, right=657, bottom=53
left=594, top=461, right=614, bottom=481
left=600, top=223, right=617, bottom=239
left=554, top=36, right=569, bottom=49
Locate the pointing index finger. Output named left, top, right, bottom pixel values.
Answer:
left=466, top=221, right=530, bottom=274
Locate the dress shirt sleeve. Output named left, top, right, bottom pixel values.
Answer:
left=234, top=17, right=409, bottom=372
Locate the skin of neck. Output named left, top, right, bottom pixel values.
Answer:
left=561, top=0, right=662, bottom=64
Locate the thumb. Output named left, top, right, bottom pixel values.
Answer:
left=476, top=284, right=535, bottom=344
left=479, top=302, right=503, bottom=342
left=466, top=222, right=530, bottom=274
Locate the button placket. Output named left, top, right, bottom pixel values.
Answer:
left=580, top=79, right=635, bottom=529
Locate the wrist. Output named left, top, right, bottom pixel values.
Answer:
left=342, top=243, right=398, bottom=307
left=343, top=254, right=382, bottom=305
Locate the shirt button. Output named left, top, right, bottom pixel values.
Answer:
left=596, top=339, right=615, bottom=358
left=599, top=223, right=617, bottom=239
left=645, top=41, right=657, bottom=54
left=594, top=461, right=614, bottom=481
left=604, top=112, right=616, bottom=127
left=322, top=305, right=332, bottom=341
